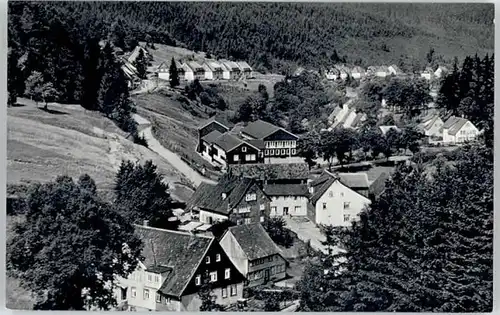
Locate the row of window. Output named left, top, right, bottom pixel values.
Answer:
left=195, top=268, right=231, bottom=285
left=221, top=285, right=238, bottom=298
left=235, top=204, right=266, bottom=214
left=233, top=154, right=256, bottom=162
left=247, top=265, right=285, bottom=280
left=271, top=196, right=304, bottom=201
left=129, top=288, right=171, bottom=304
left=236, top=216, right=264, bottom=225
left=322, top=202, right=350, bottom=210
left=250, top=256, right=274, bottom=267
left=328, top=191, right=345, bottom=198
left=206, top=254, right=221, bottom=264
left=245, top=193, right=257, bottom=201
left=270, top=206, right=301, bottom=215
left=264, top=149, right=296, bottom=156
left=265, top=141, right=296, bottom=149
left=130, top=272, right=159, bottom=283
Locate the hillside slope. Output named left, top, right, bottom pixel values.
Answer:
left=7, top=99, right=193, bottom=202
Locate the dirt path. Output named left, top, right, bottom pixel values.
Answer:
left=132, top=114, right=215, bottom=187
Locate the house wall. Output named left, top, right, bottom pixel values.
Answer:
left=155, top=296, right=182, bottom=311
left=199, top=210, right=229, bottom=224
left=219, top=232, right=249, bottom=276
left=204, top=69, right=214, bottom=80
left=158, top=71, right=170, bottom=81
left=443, top=121, right=479, bottom=144
left=247, top=254, right=287, bottom=287
left=114, top=266, right=164, bottom=311
left=421, top=73, right=432, bottom=80
left=228, top=183, right=270, bottom=225
left=340, top=72, right=348, bottom=80
left=212, top=144, right=227, bottom=166
left=226, top=144, right=263, bottom=165
left=376, top=72, right=387, bottom=77
left=181, top=282, right=244, bottom=311
left=269, top=195, right=308, bottom=216
left=222, top=70, right=231, bottom=80
left=185, top=71, right=195, bottom=82
left=351, top=72, right=361, bottom=79
left=263, top=130, right=299, bottom=157
left=314, top=180, right=371, bottom=226
left=424, top=118, right=444, bottom=137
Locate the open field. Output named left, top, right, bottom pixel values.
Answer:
left=7, top=98, right=193, bottom=202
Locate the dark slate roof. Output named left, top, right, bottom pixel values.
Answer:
left=369, top=172, right=391, bottom=198
left=263, top=184, right=309, bottom=196
left=227, top=223, right=281, bottom=261
left=201, top=130, right=224, bottom=144
left=198, top=119, right=230, bottom=131
left=247, top=139, right=266, bottom=150
left=241, top=120, right=280, bottom=139
left=135, top=225, right=214, bottom=298
left=146, top=265, right=173, bottom=274
left=187, top=175, right=257, bottom=215
left=442, top=116, right=460, bottom=129
left=446, top=117, right=470, bottom=136
left=213, top=133, right=244, bottom=152
left=338, top=173, right=370, bottom=189
left=229, top=163, right=309, bottom=181
left=310, top=173, right=336, bottom=205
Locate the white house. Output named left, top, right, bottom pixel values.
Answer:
left=202, top=62, right=214, bottom=80
left=307, top=170, right=371, bottom=227
left=420, top=67, right=434, bottom=81
left=203, top=61, right=224, bottom=80
left=157, top=62, right=170, bottom=81
left=434, top=66, right=449, bottom=79
left=442, top=116, right=479, bottom=145
left=237, top=61, right=253, bottom=78
left=263, top=184, right=309, bottom=217
left=187, top=61, right=205, bottom=80
left=182, top=63, right=195, bottom=81
left=375, top=66, right=389, bottom=78
left=325, top=68, right=340, bottom=81
left=350, top=66, right=365, bottom=79
left=419, top=113, right=444, bottom=138
left=379, top=125, right=401, bottom=135
left=388, top=64, right=403, bottom=76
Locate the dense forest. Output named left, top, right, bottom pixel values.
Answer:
left=16, top=1, right=493, bottom=73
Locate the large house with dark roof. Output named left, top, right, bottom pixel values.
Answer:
left=441, top=116, right=479, bottom=145
left=240, top=120, right=299, bottom=160
left=307, top=170, right=371, bottom=226
left=187, top=174, right=271, bottom=225
left=197, top=119, right=299, bottom=168
left=114, top=224, right=245, bottom=311
left=220, top=224, right=287, bottom=287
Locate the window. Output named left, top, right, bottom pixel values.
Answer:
left=271, top=206, right=277, bottom=214
left=154, top=275, right=160, bottom=283
left=295, top=206, right=301, bottom=213
left=156, top=293, right=161, bottom=303
left=245, top=193, right=257, bottom=201
left=344, top=202, right=350, bottom=209
left=131, top=287, right=137, bottom=298
left=270, top=149, right=275, bottom=155
left=242, top=146, right=247, bottom=152
left=239, top=206, right=251, bottom=213
left=270, top=266, right=276, bottom=275
left=206, top=256, right=211, bottom=264
left=230, top=284, right=237, bottom=296
left=143, top=289, right=150, bottom=300
left=216, top=254, right=221, bottom=262
left=260, top=204, right=265, bottom=211
left=344, top=214, right=351, bottom=222
left=260, top=216, right=265, bottom=223
left=147, top=274, right=152, bottom=282
left=195, top=275, right=201, bottom=286
left=244, top=218, right=252, bottom=224
left=233, top=155, right=239, bottom=162
left=225, top=268, right=231, bottom=279
left=246, top=154, right=256, bottom=161
left=164, top=297, right=171, bottom=305
left=281, top=149, right=286, bottom=155
left=328, top=191, right=334, bottom=198
left=210, top=271, right=218, bottom=282
left=340, top=192, right=344, bottom=197
left=323, top=202, right=327, bottom=210
left=222, top=288, right=228, bottom=298
left=121, top=287, right=127, bottom=300
left=265, top=149, right=269, bottom=155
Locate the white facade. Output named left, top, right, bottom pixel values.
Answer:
left=219, top=233, right=249, bottom=276
left=199, top=209, right=229, bottom=224
left=342, top=110, right=358, bottom=128
left=269, top=196, right=308, bottom=216
left=212, top=144, right=227, bottom=167
left=326, top=72, right=338, bottom=80
left=203, top=64, right=214, bottom=80
left=351, top=72, right=362, bottom=79
left=421, top=72, right=432, bottom=81
left=313, top=180, right=371, bottom=227
left=158, top=71, right=169, bottom=81
left=182, top=64, right=195, bottom=81
left=376, top=71, right=388, bottom=78
left=442, top=120, right=479, bottom=145
left=422, top=116, right=444, bottom=137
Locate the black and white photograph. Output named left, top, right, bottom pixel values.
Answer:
left=5, top=1, right=494, bottom=312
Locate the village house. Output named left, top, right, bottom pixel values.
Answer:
left=328, top=101, right=365, bottom=130
left=350, top=66, right=365, bottom=79
left=237, top=61, right=253, bottom=78
left=156, top=62, right=170, bottom=81
left=127, top=46, right=149, bottom=65
left=220, top=224, right=287, bottom=287
left=186, top=174, right=271, bottom=225
left=441, top=116, right=479, bottom=145
left=203, top=61, right=224, bottom=80
left=418, top=112, right=444, bottom=138
left=420, top=67, right=434, bottom=81
left=434, top=66, right=449, bottom=79
left=307, top=170, right=371, bottom=227
left=221, top=61, right=242, bottom=80
left=337, top=173, right=371, bottom=198
left=182, top=63, right=195, bottom=81
left=114, top=224, right=245, bottom=312
left=325, top=67, right=340, bottom=80
left=187, top=61, right=205, bottom=81
left=229, top=163, right=310, bottom=217
left=335, top=65, right=350, bottom=80
left=388, top=64, right=404, bottom=76
left=369, top=172, right=391, bottom=199
left=379, top=125, right=401, bottom=135
left=375, top=66, right=390, bottom=78
left=240, top=120, right=299, bottom=161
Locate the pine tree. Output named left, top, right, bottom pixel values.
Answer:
left=134, top=48, right=148, bottom=79
left=169, top=57, right=179, bottom=87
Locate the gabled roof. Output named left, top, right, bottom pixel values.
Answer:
left=213, top=133, right=245, bottom=152
left=134, top=225, right=214, bottom=298
left=208, top=61, right=224, bottom=70
left=127, top=46, right=148, bottom=64
left=263, top=183, right=309, bottom=196
left=351, top=66, right=365, bottom=73
left=187, top=175, right=259, bottom=215
left=228, top=163, right=310, bottom=180
left=444, top=116, right=471, bottom=135
left=241, top=120, right=281, bottom=139
left=379, top=125, right=401, bottom=135
left=181, top=63, right=194, bottom=72
left=221, top=60, right=241, bottom=71
left=237, top=61, right=252, bottom=71
left=389, top=64, right=403, bottom=73
left=201, top=130, right=224, bottom=144
left=225, top=223, right=282, bottom=261
left=198, top=119, right=230, bottom=132
left=187, top=61, right=204, bottom=71
left=309, top=171, right=337, bottom=205
left=328, top=106, right=342, bottom=122
left=338, top=173, right=370, bottom=189
left=369, top=172, right=390, bottom=198
left=351, top=113, right=367, bottom=128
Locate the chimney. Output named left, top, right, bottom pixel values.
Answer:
left=143, top=220, right=149, bottom=227
left=222, top=192, right=227, bottom=200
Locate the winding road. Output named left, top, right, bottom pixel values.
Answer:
left=132, top=114, right=215, bottom=187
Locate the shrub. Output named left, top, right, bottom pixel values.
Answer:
left=263, top=217, right=294, bottom=248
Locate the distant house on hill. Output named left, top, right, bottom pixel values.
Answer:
left=335, top=65, right=350, bottom=80
left=418, top=113, right=444, bottom=138
left=181, top=63, right=195, bottom=81
left=379, top=125, right=401, bottom=135
left=350, top=66, right=366, bottom=79
left=221, top=61, right=241, bottom=80
left=307, top=170, right=371, bottom=227
left=187, top=61, right=205, bottom=80
left=203, top=61, right=224, bottom=80
left=157, top=62, right=170, bottom=81
left=325, top=67, right=340, bottom=80
left=220, top=223, right=287, bottom=287
left=421, top=67, right=434, bottom=81
left=434, top=66, right=449, bottom=79
left=127, top=46, right=149, bottom=65
left=237, top=61, right=253, bottom=78
left=388, top=64, right=404, bottom=76
left=187, top=174, right=271, bottom=225
left=441, top=116, right=479, bottom=145
left=113, top=224, right=245, bottom=311
left=375, top=66, right=389, bottom=78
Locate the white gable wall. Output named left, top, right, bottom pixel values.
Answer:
left=424, top=117, right=444, bottom=137
left=314, top=180, right=371, bottom=227
left=219, top=232, right=249, bottom=276
left=342, top=111, right=358, bottom=128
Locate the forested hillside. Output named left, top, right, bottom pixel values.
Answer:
left=18, top=1, right=494, bottom=73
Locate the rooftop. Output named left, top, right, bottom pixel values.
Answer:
left=226, top=223, right=282, bottom=261
left=228, top=163, right=310, bottom=180
left=240, top=119, right=281, bottom=139
left=213, top=133, right=245, bottom=152
left=338, top=173, right=370, bottom=189
left=263, top=183, right=309, bottom=196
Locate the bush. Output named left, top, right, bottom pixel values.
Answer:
left=263, top=217, right=294, bottom=248
left=133, top=132, right=148, bottom=147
